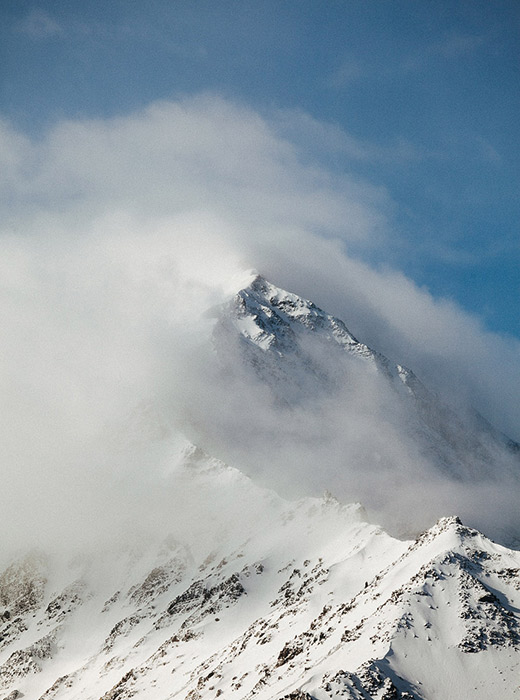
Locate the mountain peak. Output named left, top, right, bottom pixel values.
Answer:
left=212, top=273, right=520, bottom=517
left=225, top=272, right=361, bottom=353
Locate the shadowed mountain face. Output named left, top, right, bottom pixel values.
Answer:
left=1, top=274, right=519, bottom=699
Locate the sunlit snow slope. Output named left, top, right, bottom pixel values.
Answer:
left=1, top=444, right=519, bottom=700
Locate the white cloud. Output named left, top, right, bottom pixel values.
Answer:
left=1, top=95, right=519, bottom=558
left=1, top=96, right=392, bottom=243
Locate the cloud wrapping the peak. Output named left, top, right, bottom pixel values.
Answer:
left=1, top=95, right=519, bottom=558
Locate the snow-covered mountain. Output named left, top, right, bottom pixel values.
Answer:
left=1, top=444, right=519, bottom=700
left=207, top=273, right=519, bottom=543
left=214, top=273, right=518, bottom=481
left=1, top=274, right=519, bottom=700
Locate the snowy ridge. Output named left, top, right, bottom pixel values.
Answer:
left=0, top=445, right=519, bottom=700
left=217, top=272, right=377, bottom=364
left=0, top=448, right=520, bottom=700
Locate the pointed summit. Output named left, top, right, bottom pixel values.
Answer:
left=214, top=273, right=520, bottom=489
left=228, top=273, right=363, bottom=352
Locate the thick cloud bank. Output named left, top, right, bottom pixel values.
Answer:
left=1, top=95, right=519, bottom=559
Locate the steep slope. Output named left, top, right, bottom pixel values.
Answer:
left=0, top=444, right=519, bottom=700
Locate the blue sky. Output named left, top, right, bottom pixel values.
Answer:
left=1, top=0, right=519, bottom=338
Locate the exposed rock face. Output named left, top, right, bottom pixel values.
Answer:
left=0, top=553, right=47, bottom=619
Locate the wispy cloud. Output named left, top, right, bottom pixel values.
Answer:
left=275, top=108, right=426, bottom=166
left=401, top=31, right=490, bottom=72
left=12, top=6, right=204, bottom=58
left=431, top=31, right=488, bottom=58
left=474, top=134, right=502, bottom=164
left=330, top=30, right=491, bottom=86
left=16, top=9, right=63, bottom=39
left=326, top=60, right=364, bottom=90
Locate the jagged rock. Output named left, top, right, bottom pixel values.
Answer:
left=0, top=554, right=46, bottom=617
left=0, top=630, right=57, bottom=688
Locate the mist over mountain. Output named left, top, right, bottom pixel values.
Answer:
left=1, top=241, right=519, bottom=561
left=135, top=271, right=517, bottom=547
left=1, top=96, right=520, bottom=699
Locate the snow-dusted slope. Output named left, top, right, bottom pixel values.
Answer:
left=0, top=444, right=519, bottom=700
